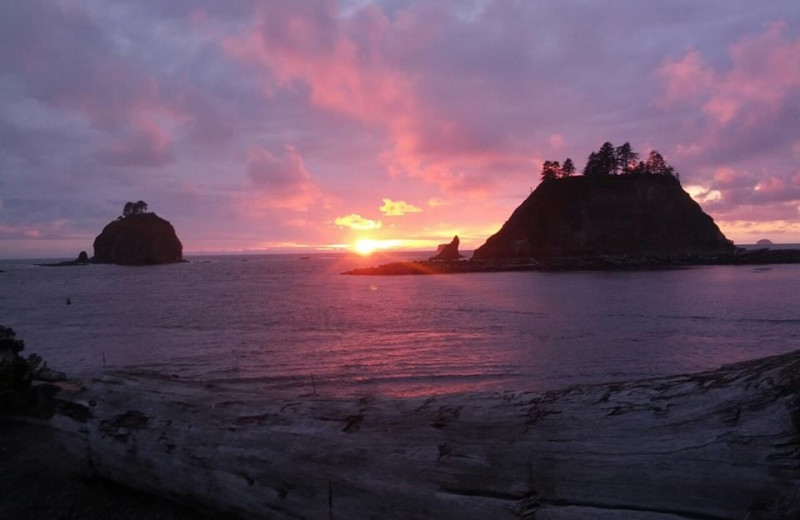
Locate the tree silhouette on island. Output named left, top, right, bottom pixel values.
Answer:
left=120, top=200, right=150, bottom=219
left=541, top=141, right=678, bottom=181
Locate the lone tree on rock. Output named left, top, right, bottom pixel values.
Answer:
left=644, top=150, right=676, bottom=177
left=583, top=151, right=600, bottom=177
left=561, top=158, right=576, bottom=177
left=596, top=142, right=617, bottom=176
left=615, top=142, right=639, bottom=175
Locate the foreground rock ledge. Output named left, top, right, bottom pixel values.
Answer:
left=52, top=351, right=800, bottom=519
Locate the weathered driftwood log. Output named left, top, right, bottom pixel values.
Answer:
left=52, top=351, right=800, bottom=519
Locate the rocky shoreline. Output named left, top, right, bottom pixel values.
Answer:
left=5, top=317, right=800, bottom=518
left=43, top=350, right=800, bottom=519
left=0, top=325, right=207, bottom=519
left=0, top=419, right=207, bottom=520
left=343, top=248, right=800, bottom=275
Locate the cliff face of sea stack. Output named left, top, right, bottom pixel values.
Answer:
left=430, top=235, right=463, bottom=261
left=93, top=213, right=183, bottom=265
left=473, top=174, right=734, bottom=260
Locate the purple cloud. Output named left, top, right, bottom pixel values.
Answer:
left=2, top=0, right=800, bottom=256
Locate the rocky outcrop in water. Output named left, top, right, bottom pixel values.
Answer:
left=37, top=250, right=90, bottom=267
left=473, top=174, right=735, bottom=259
left=429, top=235, right=463, bottom=261
left=93, top=213, right=183, bottom=265
left=344, top=249, right=800, bottom=275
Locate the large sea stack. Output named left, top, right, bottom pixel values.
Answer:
left=473, top=174, right=734, bottom=259
left=93, top=203, right=183, bottom=265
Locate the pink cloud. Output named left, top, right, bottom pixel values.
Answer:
left=96, top=110, right=174, bottom=167
left=223, top=2, right=415, bottom=124
left=713, top=167, right=738, bottom=185
left=223, top=1, right=534, bottom=195
left=0, top=219, right=70, bottom=240
left=246, top=145, right=321, bottom=211
left=659, top=22, right=800, bottom=125
left=658, top=50, right=715, bottom=106
left=548, top=133, right=566, bottom=151
left=655, top=21, right=800, bottom=230
left=6, top=1, right=800, bottom=254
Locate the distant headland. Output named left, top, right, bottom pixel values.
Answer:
left=346, top=141, right=800, bottom=275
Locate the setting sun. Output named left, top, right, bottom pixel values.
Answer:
left=355, top=239, right=379, bottom=255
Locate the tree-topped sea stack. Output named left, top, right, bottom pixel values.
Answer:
left=474, top=142, right=735, bottom=260
left=92, top=201, right=183, bottom=265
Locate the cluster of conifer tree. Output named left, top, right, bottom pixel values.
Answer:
left=541, top=142, right=678, bottom=181
left=120, top=200, right=150, bottom=218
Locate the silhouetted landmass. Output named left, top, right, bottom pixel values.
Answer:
left=345, top=141, right=800, bottom=274
left=757, top=239, right=774, bottom=246
left=93, top=203, right=183, bottom=265
left=37, top=250, right=90, bottom=267
left=0, top=326, right=30, bottom=413
left=344, top=249, right=800, bottom=275
left=473, top=174, right=734, bottom=259
left=0, top=325, right=65, bottom=416
left=429, top=235, right=463, bottom=261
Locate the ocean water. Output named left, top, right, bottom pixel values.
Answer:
left=1, top=253, right=799, bottom=398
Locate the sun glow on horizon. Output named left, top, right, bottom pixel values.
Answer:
left=355, top=239, right=380, bottom=255
left=353, top=238, right=427, bottom=255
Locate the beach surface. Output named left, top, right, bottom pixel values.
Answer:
left=44, top=350, right=800, bottom=519
left=0, top=418, right=208, bottom=520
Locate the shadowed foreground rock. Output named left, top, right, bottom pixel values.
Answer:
left=52, top=351, right=800, bottom=519
left=0, top=419, right=206, bottom=520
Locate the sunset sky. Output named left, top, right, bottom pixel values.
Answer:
left=2, top=0, right=799, bottom=257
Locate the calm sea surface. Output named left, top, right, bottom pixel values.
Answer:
left=1, top=252, right=799, bottom=398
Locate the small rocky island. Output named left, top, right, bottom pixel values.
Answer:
left=36, top=250, right=90, bottom=268
left=346, top=142, right=800, bottom=274
left=92, top=201, right=183, bottom=265
left=430, top=235, right=463, bottom=260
